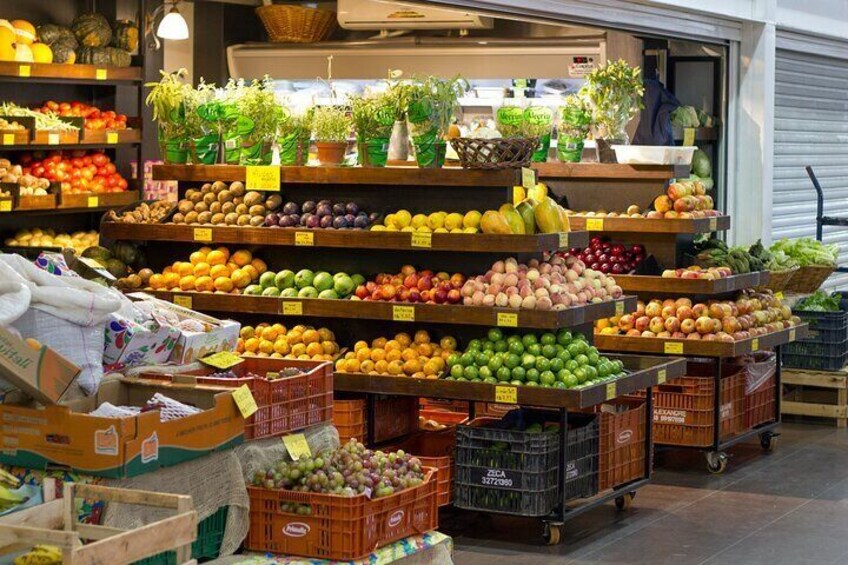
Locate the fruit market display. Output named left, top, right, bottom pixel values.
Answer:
left=21, top=151, right=128, bottom=194
left=104, top=201, right=172, bottom=224
left=596, top=290, right=800, bottom=341
left=353, top=266, right=464, bottom=304
left=335, top=330, right=456, bottom=378
left=0, top=159, right=51, bottom=194
left=207, top=366, right=306, bottom=381
left=171, top=181, right=278, bottom=227
left=568, top=179, right=721, bottom=220
left=0, top=103, right=79, bottom=133
left=661, top=265, right=733, bottom=279
left=570, top=237, right=646, bottom=274
left=0, top=117, right=24, bottom=130
left=4, top=228, right=97, bottom=254
left=238, top=323, right=340, bottom=361
left=460, top=255, right=622, bottom=310
left=37, top=101, right=128, bottom=130
left=248, top=268, right=361, bottom=299
left=445, top=328, right=626, bottom=388
left=695, top=239, right=774, bottom=274
left=266, top=200, right=379, bottom=230
left=251, top=439, right=427, bottom=499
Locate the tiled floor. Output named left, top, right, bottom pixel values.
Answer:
left=443, top=422, right=848, bottom=565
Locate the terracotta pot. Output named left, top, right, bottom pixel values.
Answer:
left=315, top=141, right=347, bottom=166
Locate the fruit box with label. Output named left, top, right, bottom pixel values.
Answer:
left=0, top=377, right=244, bottom=478
left=127, top=293, right=240, bottom=364
left=0, top=325, right=80, bottom=405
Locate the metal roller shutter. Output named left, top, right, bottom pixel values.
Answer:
left=772, top=47, right=848, bottom=289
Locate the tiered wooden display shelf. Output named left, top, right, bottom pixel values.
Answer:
left=782, top=368, right=848, bottom=428
left=568, top=214, right=730, bottom=234
left=0, top=61, right=142, bottom=84
left=615, top=271, right=767, bottom=295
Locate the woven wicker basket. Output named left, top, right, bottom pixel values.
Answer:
left=785, top=265, right=835, bottom=293
left=450, top=137, right=538, bottom=169
left=757, top=267, right=799, bottom=292
left=256, top=4, right=337, bottom=43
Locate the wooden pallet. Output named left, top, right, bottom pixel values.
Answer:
left=782, top=368, right=848, bottom=428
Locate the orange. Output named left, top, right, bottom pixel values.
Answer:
left=178, top=263, right=194, bottom=277
left=322, top=341, right=337, bottom=355
left=297, top=354, right=311, bottom=360
left=148, top=273, right=165, bottom=289
left=354, top=340, right=368, bottom=352
left=163, top=272, right=181, bottom=289
left=259, top=340, right=274, bottom=355
left=384, top=340, right=401, bottom=352
left=232, top=249, right=252, bottom=267
left=240, top=326, right=255, bottom=339
left=291, top=343, right=307, bottom=357
left=261, top=326, right=278, bottom=341
left=193, top=262, right=211, bottom=277
left=242, top=264, right=259, bottom=281
left=400, top=348, right=417, bottom=362
left=213, top=277, right=234, bottom=292
left=317, top=328, right=334, bottom=342
left=387, top=360, right=404, bottom=375
left=163, top=266, right=173, bottom=275
left=414, top=330, right=430, bottom=344
left=194, top=275, right=214, bottom=292
left=412, top=372, right=426, bottom=379
left=431, top=357, right=445, bottom=370
left=209, top=264, right=230, bottom=279
left=272, top=323, right=287, bottom=334
left=440, top=336, right=457, bottom=351
left=230, top=268, right=251, bottom=288
left=374, top=360, right=389, bottom=374
left=273, top=340, right=291, bottom=355
left=386, top=349, right=402, bottom=362
left=370, top=348, right=387, bottom=362
left=11, top=20, right=35, bottom=45
left=244, top=337, right=260, bottom=353
left=292, top=325, right=307, bottom=333
left=306, top=342, right=323, bottom=357
left=416, top=343, right=433, bottom=358
left=226, top=262, right=239, bottom=274
left=395, top=333, right=412, bottom=347
left=198, top=246, right=212, bottom=255
left=206, top=250, right=227, bottom=266
left=371, top=336, right=387, bottom=350
left=189, top=251, right=207, bottom=265
left=344, top=358, right=361, bottom=373
left=172, top=261, right=184, bottom=272
left=257, top=351, right=270, bottom=358
left=356, top=348, right=371, bottom=362
left=402, top=359, right=421, bottom=375
left=216, top=246, right=231, bottom=261
left=286, top=331, right=303, bottom=346
left=251, top=258, right=267, bottom=275
left=270, top=352, right=283, bottom=359
left=236, top=341, right=245, bottom=354
left=360, top=360, right=375, bottom=373
left=302, top=329, right=320, bottom=344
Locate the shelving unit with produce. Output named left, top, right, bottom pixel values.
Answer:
left=102, top=162, right=688, bottom=545
left=0, top=5, right=144, bottom=251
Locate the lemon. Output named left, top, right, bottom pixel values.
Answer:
left=434, top=227, right=448, bottom=233
left=401, top=226, right=415, bottom=232
left=385, top=225, right=399, bottom=231
left=463, top=210, right=482, bottom=229
left=427, top=212, right=446, bottom=230
left=411, top=213, right=428, bottom=229
left=450, top=228, right=464, bottom=234
left=416, top=225, right=432, bottom=233
left=371, top=225, right=386, bottom=231
left=444, top=212, right=464, bottom=231
left=384, top=213, right=395, bottom=227
left=463, top=226, right=479, bottom=233
left=393, top=209, right=412, bottom=229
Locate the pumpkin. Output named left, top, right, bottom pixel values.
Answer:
left=50, top=39, right=76, bottom=64
left=105, top=47, right=131, bottom=67
left=36, top=24, right=77, bottom=48
left=111, top=20, right=138, bottom=52
left=71, top=13, right=111, bottom=47
left=77, top=46, right=130, bottom=67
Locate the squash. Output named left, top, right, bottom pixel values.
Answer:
left=71, top=13, right=111, bottom=47
left=36, top=24, right=77, bottom=48
left=77, top=46, right=131, bottom=67
left=111, top=20, right=138, bottom=52
left=50, top=39, right=76, bottom=64
left=105, top=47, right=131, bottom=67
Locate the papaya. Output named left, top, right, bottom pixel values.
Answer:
left=515, top=200, right=537, bottom=234
left=498, top=204, right=526, bottom=235
left=528, top=182, right=548, bottom=202
left=481, top=210, right=513, bottom=234
left=556, top=204, right=571, bottom=232
left=534, top=196, right=563, bottom=233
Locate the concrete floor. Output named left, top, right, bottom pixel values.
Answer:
left=443, top=422, right=848, bottom=565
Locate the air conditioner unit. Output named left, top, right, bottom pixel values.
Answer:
left=337, top=0, right=493, bottom=30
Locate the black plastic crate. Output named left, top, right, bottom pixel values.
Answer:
left=784, top=338, right=848, bottom=358
left=783, top=351, right=846, bottom=371
left=793, top=309, right=848, bottom=333
left=564, top=415, right=599, bottom=501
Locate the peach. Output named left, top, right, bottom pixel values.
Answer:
left=626, top=329, right=642, bottom=337
left=619, top=314, right=635, bottom=331
left=708, top=303, right=725, bottom=320
left=692, top=304, right=709, bottom=317
left=677, top=306, right=695, bottom=320
left=681, top=318, right=696, bottom=334
left=675, top=297, right=693, bottom=309
left=645, top=302, right=663, bottom=318
left=635, top=316, right=651, bottom=332
left=661, top=305, right=677, bottom=319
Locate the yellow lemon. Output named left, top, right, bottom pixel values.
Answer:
left=463, top=210, right=482, bottom=229
left=444, top=212, right=464, bottom=231
left=411, top=214, right=428, bottom=229
left=392, top=209, right=412, bottom=229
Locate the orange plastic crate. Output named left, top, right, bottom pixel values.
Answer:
left=373, top=396, right=418, bottom=444
left=598, top=399, right=647, bottom=491
left=746, top=372, right=777, bottom=428
left=387, top=430, right=456, bottom=506
left=334, top=399, right=367, bottom=444
left=246, top=469, right=438, bottom=561
left=419, top=409, right=468, bottom=428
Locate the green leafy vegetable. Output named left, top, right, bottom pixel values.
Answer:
left=770, top=238, right=839, bottom=267
left=797, top=290, right=842, bottom=312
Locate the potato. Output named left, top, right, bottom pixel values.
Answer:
left=248, top=204, right=265, bottom=216
left=235, top=203, right=248, bottom=215
left=178, top=201, right=194, bottom=215
left=184, top=211, right=199, bottom=224
left=200, top=183, right=213, bottom=194
left=243, top=191, right=263, bottom=207
left=171, top=213, right=185, bottom=224
left=209, top=201, right=222, bottom=214
left=210, top=213, right=225, bottom=225
left=194, top=201, right=208, bottom=213
left=188, top=191, right=203, bottom=204
left=211, top=181, right=227, bottom=193
left=203, top=192, right=216, bottom=206
left=236, top=214, right=251, bottom=226
left=230, top=181, right=245, bottom=197
left=217, top=190, right=233, bottom=203
left=221, top=202, right=235, bottom=215
left=197, top=211, right=212, bottom=224
left=224, top=212, right=238, bottom=225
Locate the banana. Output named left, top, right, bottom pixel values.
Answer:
left=13, top=545, right=62, bottom=565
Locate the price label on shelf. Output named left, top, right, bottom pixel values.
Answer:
left=558, top=233, right=568, bottom=249
left=282, top=433, right=311, bottom=461
left=200, top=351, right=244, bottom=369
left=2, top=133, right=14, bottom=145
left=683, top=127, right=696, bottom=147
left=615, top=301, right=624, bottom=317
left=95, top=68, right=108, bottom=81
left=775, top=291, right=784, bottom=300
left=245, top=165, right=281, bottom=192
left=788, top=328, right=796, bottom=342
left=232, top=385, right=258, bottom=419
left=709, top=217, right=718, bottom=231
left=18, top=65, right=30, bottom=78
left=47, top=133, right=59, bottom=145
left=106, top=132, right=119, bottom=144
left=605, top=382, right=617, bottom=401
left=392, top=305, right=415, bottom=322
left=193, top=227, right=212, bottom=242
left=494, top=385, right=517, bottom=404
left=87, top=196, right=99, bottom=208
left=586, top=218, right=604, bottom=231
left=751, top=338, right=759, bottom=352
left=282, top=301, right=303, bottom=316
left=521, top=167, right=535, bottom=190
left=0, top=200, right=10, bottom=212
left=294, top=231, right=314, bottom=246
left=496, top=312, right=518, bottom=327
left=411, top=231, right=432, bottom=248
left=657, top=369, right=667, bottom=385
left=664, top=341, right=684, bottom=355
left=173, top=295, right=193, bottom=309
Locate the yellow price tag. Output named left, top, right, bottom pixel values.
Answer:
left=494, top=385, right=517, bottom=404
left=615, top=301, right=624, bottom=317
left=232, top=384, right=258, bottom=419
left=47, top=133, right=59, bottom=145
left=392, top=305, right=415, bottom=322
left=775, top=292, right=784, bottom=300
left=295, top=231, right=314, bottom=246
left=200, top=351, right=244, bottom=369
left=497, top=312, right=518, bottom=327
left=411, top=231, right=432, bottom=248
left=18, top=65, right=30, bottom=78
left=664, top=341, right=684, bottom=355
left=657, top=369, right=667, bottom=385
left=282, top=433, right=312, bottom=461
left=245, top=165, right=281, bottom=192
left=2, top=133, right=14, bottom=145
left=95, top=68, right=108, bottom=80
left=709, top=217, right=718, bottom=231
left=586, top=218, right=604, bottom=231
left=0, top=200, right=10, bottom=212
left=282, top=301, right=303, bottom=316
left=193, top=227, right=212, bottom=242
left=788, top=328, right=796, bottom=342
left=521, top=167, right=535, bottom=190
left=173, top=295, right=193, bottom=309
left=605, top=382, right=617, bottom=400
left=751, top=338, right=759, bottom=352
left=87, top=196, right=99, bottom=208
left=683, top=127, right=695, bottom=146
left=558, top=233, right=568, bottom=249
left=106, top=132, right=119, bottom=144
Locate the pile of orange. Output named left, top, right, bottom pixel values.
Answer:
left=335, top=330, right=457, bottom=379
left=238, top=323, right=339, bottom=361
left=145, top=246, right=266, bottom=293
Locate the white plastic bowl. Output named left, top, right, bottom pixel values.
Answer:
left=611, top=145, right=695, bottom=165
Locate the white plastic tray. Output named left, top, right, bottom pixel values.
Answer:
left=612, top=145, right=695, bottom=165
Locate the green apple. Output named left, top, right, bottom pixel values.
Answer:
left=259, top=271, right=277, bottom=289
left=280, top=288, right=299, bottom=298
left=261, top=286, right=281, bottom=297
left=318, top=288, right=339, bottom=300
left=294, top=269, right=314, bottom=289
left=333, top=274, right=354, bottom=297
left=298, top=286, right=319, bottom=298
left=313, top=271, right=334, bottom=292
left=274, top=269, right=295, bottom=290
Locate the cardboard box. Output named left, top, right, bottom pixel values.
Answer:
left=0, top=377, right=245, bottom=478
left=102, top=313, right=180, bottom=371
left=0, top=326, right=80, bottom=404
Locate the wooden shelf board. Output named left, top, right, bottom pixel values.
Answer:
left=569, top=214, right=730, bottom=234
left=615, top=272, right=766, bottom=295
left=534, top=162, right=689, bottom=180
left=0, top=61, right=141, bottom=83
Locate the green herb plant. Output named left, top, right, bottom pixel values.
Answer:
left=579, top=59, right=644, bottom=141
left=145, top=68, right=192, bottom=140
left=559, top=94, right=592, bottom=137
left=406, top=75, right=468, bottom=137
left=312, top=106, right=351, bottom=142
left=350, top=94, right=394, bottom=140
left=238, top=75, right=284, bottom=143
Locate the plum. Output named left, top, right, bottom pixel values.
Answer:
left=302, top=200, right=317, bottom=214
left=368, top=212, right=380, bottom=223
left=316, top=203, right=333, bottom=217
left=318, top=199, right=331, bottom=208
left=278, top=215, right=295, bottom=227
left=282, top=202, right=300, bottom=215
left=320, top=215, right=334, bottom=228
left=333, top=216, right=348, bottom=229
left=344, top=213, right=356, bottom=225
left=333, top=202, right=346, bottom=215
left=265, top=213, right=279, bottom=227
left=353, top=215, right=369, bottom=229
left=346, top=202, right=360, bottom=215
left=300, top=213, right=314, bottom=226
left=306, top=214, right=321, bottom=228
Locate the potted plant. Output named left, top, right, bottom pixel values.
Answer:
left=237, top=76, right=283, bottom=166
left=524, top=106, right=554, bottom=162
left=406, top=76, right=468, bottom=168
left=145, top=69, right=192, bottom=164
left=278, top=107, right=313, bottom=166
left=383, top=79, right=412, bottom=162
left=186, top=79, right=223, bottom=165
left=557, top=94, right=592, bottom=163
left=350, top=94, right=394, bottom=167
left=579, top=59, right=644, bottom=163
left=312, top=105, right=351, bottom=166
left=219, top=79, right=245, bottom=164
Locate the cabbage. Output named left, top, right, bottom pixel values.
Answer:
left=692, top=149, right=712, bottom=178
left=671, top=106, right=699, bottom=128
left=770, top=238, right=839, bottom=267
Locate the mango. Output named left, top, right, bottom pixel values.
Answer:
left=498, top=204, right=526, bottom=235
left=481, top=210, right=513, bottom=234
left=534, top=196, right=563, bottom=234
left=515, top=200, right=537, bottom=234
left=512, top=185, right=526, bottom=206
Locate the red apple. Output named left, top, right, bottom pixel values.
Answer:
left=664, top=317, right=681, bottom=333
left=619, top=314, right=635, bottom=331
left=433, top=288, right=448, bottom=304
left=661, top=305, right=677, bottom=319
left=400, top=265, right=416, bottom=276
left=649, top=316, right=665, bottom=334
left=677, top=306, right=694, bottom=320
left=354, top=285, right=369, bottom=300
left=366, top=281, right=377, bottom=293
left=450, top=273, right=466, bottom=288
left=645, top=301, right=662, bottom=318
left=381, top=284, right=397, bottom=301
left=681, top=318, right=696, bottom=334
left=675, top=297, right=693, bottom=309
left=635, top=316, right=651, bottom=332
left=708, top=303, right=725, bottom=320
left=418, top=276, right=433, bottom=291
left=695, top=316, right=714, bottom=335
left=447, top=289, right=462, bottom=304
left=408, top=288, right=421, bottom=302
left=397, top=286, right=411, bottom=302
left=436, top=271, right=450, bottom=282
left=712, top=319, right=722, bottom=333
left=687, top=332, right=702, bottom=340
left=657, top=331, right=672, bottom=339
left=420, top=289, right=431, bottom=302
left=672, top=331, right=686, bottom=339
left=403, top=273, right=419, bottom=289
left=722, top=316, right=739, bottom=334
left=626, top=329, right=642, bottom=337
left=692, top=303, right=708, bottom=317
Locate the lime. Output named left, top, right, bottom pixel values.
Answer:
left=565, top=359, right=579, bottom=372
left=557, top=349, right=572, bottom=363
left=566, top=343, right=582, bottom=358
left=511, top=366, right=526, bottom=382
left=612, top=359, right=624, bottom=373
left=460, top=353, right=476, bottom=367
left=456, top=377, right=468, bottom=382
left=504, top=353, right=520, bottom=369
left=494, top=340, right=509, bottom=353
left=510, top=379, right=524, bottom=386
left=475, top=351, right=491, bottom=367
left=527, top=343, right=542, bottom=357
left=587, top=351, right=600, bottom=366
left=525, top=380, right=539, bottom=387
left=584, top=366, right=598, bottom=381
left=507, top=334, right=521, bottom=344
left=597, top=362, right=611, bottom=379
left=444, top=376, right=455, bottom=381
left=541, top=344, right=557, bottom=359
left=588, top=345, right=599, bottom=356
left=482, top=340, right=495, bottom=352
left=526, top=368, right=540, bottom=382
left=564, top=373, right=578, bottom=387
left=446, top=353, right=460, bottom=367
left=488, top=356, right=503, bottom=371
left=509, top=341, right=525, bottom=356
left=496, top=367, right=512, bottom=382
left=540, top=370, right=556, bottom=387
left=549, top=358, right=564, bottom=373
left=467, top=339, right=482, bottom=351
left=463, top=366, right=479, bottom=380
left=554, top=381, right=568, bottom=389
left=483, top=376, right=498, bottom=384
left=478, top=366, right=492, bottom=380
left=488, top=328, right=504, bottom=342
left=540, top=332, right=557, bottom=346
left=521, top=334, right=538, bottom=348
left=450, top=364, right=464, bottom=378
left=575, top=354, right=589, bottom=366
left=521, top=354, right=537, bottom=370
left=557, top=330, right=573, bottom=346
left=535, top=357, right=551, bottom=373
left=574, top=367, right=588, bottom=383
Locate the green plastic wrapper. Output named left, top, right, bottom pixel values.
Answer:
left=160, top=137, right=188, bottom=164
left=412, top=130, right=445, bottom=168
left=191, top=133, right=219, bottom=165
left=532, top=133, right=551, bottom=162
left=358, top=137, right=390, bottom=167
left=557, top=135, right=584, bottom=162
left=222, top=132, right=240, bottom=164
left=239, top=140, right=273, bottom=166
left=279, top=130, right=309, bottom=166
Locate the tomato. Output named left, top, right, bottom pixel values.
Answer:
left=58, top=102, right=70, bottom=112
left=81, top=168, right=94, bottom=181
left=103, top=163, right=116, bottom=175
left=91, top=153, right=108, bottom=167
left=117, top=178, right=128, bottom=190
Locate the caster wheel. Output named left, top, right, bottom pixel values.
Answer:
left=706, top=451, right=728, bottom=474
left=543, top=523, right=562, bottom=545
left=760, top=432, right=777, bottom=451
left=615, top=492, right=635, bottom=511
